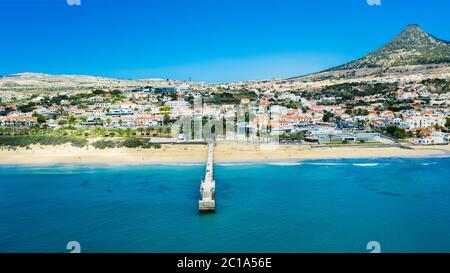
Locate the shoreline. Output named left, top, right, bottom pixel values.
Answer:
left=0, top=143, right=449, bottom=165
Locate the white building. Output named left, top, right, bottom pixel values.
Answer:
left=405, top=115, right=446, bottom=129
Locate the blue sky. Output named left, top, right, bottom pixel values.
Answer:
left=1, top=0, right=449, bottom=82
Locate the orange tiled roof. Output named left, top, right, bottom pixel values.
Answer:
left=413, top=128, right=433, bottom=134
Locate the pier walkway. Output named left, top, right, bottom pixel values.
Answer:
left=199, top=143, right=216, bottom=212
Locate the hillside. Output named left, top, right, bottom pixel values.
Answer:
left=331, top=24, right=450, bottom=70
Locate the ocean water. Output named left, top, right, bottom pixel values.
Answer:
left=0, top=157, right=449, bottom=253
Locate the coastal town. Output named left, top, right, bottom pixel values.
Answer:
left=1, top=75, right=449, bottom=147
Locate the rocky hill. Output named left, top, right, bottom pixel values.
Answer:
left=330, top=24, right=450, bottom=70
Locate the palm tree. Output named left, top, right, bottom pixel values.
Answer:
left=164, top=127, right=171, bottom=138
left=157, top=127, right=162, bottom=137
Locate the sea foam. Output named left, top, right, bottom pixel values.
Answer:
left=306, top=162, right=348, bottom=166
left=218, top=163, right=256, bottom=166
left=267, top=162, right=303, bottom=166
left=352, top=163, right=380, bottom=167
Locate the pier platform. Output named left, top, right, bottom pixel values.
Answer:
left=199, top=143, right=215, bottom=212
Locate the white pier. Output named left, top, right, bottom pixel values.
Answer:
left=199, top=143, right=216, bottom=212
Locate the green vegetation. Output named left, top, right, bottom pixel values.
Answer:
left=355, top=108, right=369, bottom=116
left=446, top=117, right=450, bottom=127
left=41, top=94, right=69, bottom=106
left=278, top=100, right=298, bottom=109
left=385, top=100, right=414, bottom=112
left=0, top=106, right=14, bottom=116
left=234, top=90, right=258, bottom=100
left=386, top=125, right=407, bottom=139
left=206, top=90, right=257, bottom=105
left=32, top=113, right=47, bottom=124
left=91, top=139, right=117, bottom=149
left=307, top=82, right=397, bottom=101
left=322, top=141, right=349, bottom=145
left=344, top=108, right=353, bottom=115
left=92, top=138, right=161, bottom=149
left=163, top=113, right=171, bottom=125
left=0, top=127, right=172, bottom=138
left=160, top=106, right=171, bottom=112
left=0, top=131, right=163, bottom=149
left=38, top=89, right=125, bottom=107
left=328, top=25, right=450, bottom=70
left=279, top=132, right=305, bottom=140
left=120, top=137, right=151, bottom=148
left=322, top=111, right=334, bottom=122
left=421, top=79, right=450, bottom=94
left=17, top=102, right=36, bottom=113
left=207, top=92, right=240, bottom=105
left=0, top=135, right=88, bottom=148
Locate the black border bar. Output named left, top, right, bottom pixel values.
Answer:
left=1, top=253, right=449, bottom=272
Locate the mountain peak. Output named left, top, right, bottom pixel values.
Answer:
left=405, top=23, right=421, bottom=30
left=329, top=24, right=450, bottom=70
left=400, top=24, right=427, bottom=38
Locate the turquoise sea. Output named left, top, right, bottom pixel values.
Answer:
left=0, top=157, right=449, bottom=253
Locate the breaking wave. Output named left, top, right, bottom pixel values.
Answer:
left=217, top=162, right=257, bottom=166
left=267, top=162, right=303, bottom=166
left=160, top=163, right=203, bottom=166
left=421, top=162, right=437, bottom=166
left=352, top=163, right=380, bottom=167
left=305, top=162, right=348, bottom=166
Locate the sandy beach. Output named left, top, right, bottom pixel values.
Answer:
left=0, top=143, right=449, bottom=164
